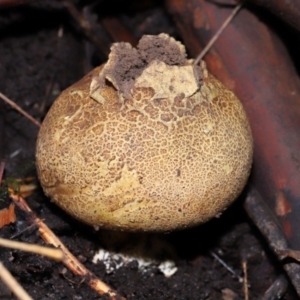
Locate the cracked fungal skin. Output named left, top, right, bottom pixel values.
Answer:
left=36, top=35, right=253, bottom=231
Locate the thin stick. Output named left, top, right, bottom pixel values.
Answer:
left=0, top=261, right=33, bottom=300
left=242, top=260, right=249, bottom=300
left=10, top=222, right=38, bottom=239
left=0, top=238, right=64, bottom=262
left=210, top=250, right=243, bottom=282
left=9, top=191, right=124, bottom=300
left=193, top=2, right=243, bottom=66
left=0, top=92, right=41, bottom=127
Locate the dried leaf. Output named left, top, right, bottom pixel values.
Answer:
left=0, top=204, right=16, bottom=229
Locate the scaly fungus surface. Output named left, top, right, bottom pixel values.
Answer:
left=36, top=34, right=253, bottom=231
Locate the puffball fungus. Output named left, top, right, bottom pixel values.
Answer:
left=36, top=34, right=253, bottom=231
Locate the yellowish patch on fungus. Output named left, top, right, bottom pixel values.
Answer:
left=103, top=164, right=141, bottom=197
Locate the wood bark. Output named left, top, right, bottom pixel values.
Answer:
left=165, top=0, right=300, bottom=294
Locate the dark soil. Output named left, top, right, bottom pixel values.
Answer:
left=0, top=1, right=298, bottom=299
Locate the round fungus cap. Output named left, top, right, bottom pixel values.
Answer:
left=36, top=34, right=253, bottom=231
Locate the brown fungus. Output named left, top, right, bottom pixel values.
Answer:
left=36, top=34, right=253, bottom=231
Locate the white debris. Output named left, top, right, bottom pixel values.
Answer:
left=158, top=260, right=178, bottom=278
left=92, top=248, right=177, bottom=277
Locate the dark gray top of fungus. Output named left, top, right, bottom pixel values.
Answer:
left=138, top=34, right=187, bottom=66
left=90, top=33, right=203, bottom=100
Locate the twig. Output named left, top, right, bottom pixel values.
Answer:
left=9, top=191, right=124, bottom=300
left=244, top=186, right=300, bottom=296
left=10, top=222, right=38, bottom=239
left=0, top=238, right=64, bottom=262
left=0, top=92, right=41, bottom=127
left=242, top=260, right=249, bottom=300
left=193, top=2, right=243, bottom=66
left=210, top=250, right=243, bottom=282
left=276, top=248, right=300, bottom=262
left=39, top=73, right=56, bottom=114
left=0, top=261, right=33, bottom=300
left=262, top=275, right=288, bottom=300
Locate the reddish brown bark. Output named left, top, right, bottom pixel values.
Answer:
left=166, top=0, right=300, bottom=293
left=248, top=0, right=300, bottom=32
left=195, top=0, right=300, bottom=32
